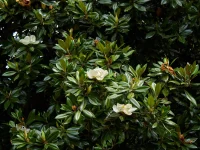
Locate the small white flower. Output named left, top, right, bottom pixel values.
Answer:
left=87, top=68, right=108, bottom=81
left=113, top=103, right=137, bottom=115
left=19, top=35, right=39, bottom=45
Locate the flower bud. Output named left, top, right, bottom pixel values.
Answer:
left=49, top=5, right=53, bottom=9
left=41, top=2, right=46, bottom=9
left=16, top=0, right=31, bottom=7
left=86, top=85, right=92, bottom=94
left=72, top=105, right=77, bottom=111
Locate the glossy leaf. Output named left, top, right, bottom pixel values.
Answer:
left=184, top=90, right=197, bottom=106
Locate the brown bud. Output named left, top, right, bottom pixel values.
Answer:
left=94, top=39, right=98, bottom=46
left=49, top=5, right=53, bottom=9
left=160, top=63, right=176, bottom=75
left=179, top=134, right=185, bottom=143
left=16, top=0, right=31, bottom=7
left=72, top=105, right=77, bottom=111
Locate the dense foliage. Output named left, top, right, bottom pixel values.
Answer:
left=0, top=0, right=200, bottom=149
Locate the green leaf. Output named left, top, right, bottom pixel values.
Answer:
left=45, top=143, right=59, bottom=150
left=46, top=130, right=59, bottom=142
left=147, top=95, right=155, bottom=108
left=88, top=96, right=101, bottom=106
left=184, top=90, right=197, bottom=106
left=60, top=59, right=67, bottom=72
left=98, top=0, right=112, bottom=4
left=108, top=94, right=122, bottom=99
left=83, top=109, right=96, bottom=118
left=130, top=98, right=140, bottom=108
left=181, top=29, right=193, bottom=36
left=134, top=3, right=146, bottom=11
left=79, top=100, right=86, bottom=111
left=134, top=86, right=149, bottom=93
left=171, top=0, right=177, bottom=8
left=2, top=71, right=16, bottom=76
left=16, top=143, right=27, bottom=149
left=111, top=55, right=120, bottom=62
left=145, top=31, right=155, bottom=39
left=55, top=113, right=70, bottom=119
left=78, top=1, right=86, bottom=13
left=191, top=64, right=199, bottom=76
left=178, top=36, right=185, bottom=43
left=4, top=100, right=11, bottom=110
left=64, top=116, right=72, bottom=124
left=40, top=0, right=57, bottom=6
left=67, top=133, right=80, bottom=140
left=125, top=5, right=133, bottom=12
left=97, top=42, right=105, bottom=53
left=155, top=83, right=162, bottom=98
left=44, top=76, right=51, bottom=81
left=26, top=109, right=44, bottom=125
left=162, top=88, right=169, bottom=97
left=7, top=61, right=18, bottom=70
left=123, top=50, right=135, bottom=57
left=65, top=35, right=72, bottom=51
left=67, top=127, right=79, bottom=135
left=74, top=110, right=81, bottom=123
left=54, top=44, right=66, bottom=53
left=161, top=0, right=168, bottom=5
left=58, top=39, right=66, bottom=50
left=67, top=76, right=77, bottom=84
left=165, top=119, right=177, bottom=126
left=88, top=12, right=99, bottom=20
left=185, top=144, right=198, bottom=149
left=118, top=132, right=125, bottom=144
left=152, top=122, right=158, bottom=128
left=9, top=121, right=15, bottom=127
left=104, top=98, right=111, bottom=109
left=175, top=0, right=182, bottom=7
left=137, top=0, right=150, bottom=4
left=33, top=9, right=43, bottom=23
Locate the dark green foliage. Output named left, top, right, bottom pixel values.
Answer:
left=0, top=0, right=200, bottom=149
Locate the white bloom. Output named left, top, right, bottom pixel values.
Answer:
left=19, top=35, right=39, bottom=45
left=113, top=103, right=137, bottom=115
left=87, top=68, right=108, bottom=81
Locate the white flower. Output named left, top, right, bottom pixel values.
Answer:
left=87, top=68, right=108, bottom=81
left=19, top=35, right=39, bottom=45
left=113, top=103, right=137, bottom=115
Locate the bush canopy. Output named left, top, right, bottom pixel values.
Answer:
left=0, top=0, right=200, bottom=149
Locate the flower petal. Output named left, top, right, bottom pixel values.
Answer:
left=123, top=109, right=132, bottom=115
left=117, top=103, right=124, bottom=111
left=122, top=104, right=137, bottom=115
left=128, top=107, right=137, bottom=112
left=87, top=70, right=95, bottom=79
left=30, top=35, right=36, bottom=42
left=96, top=76, right=104, bottom=81
left=32, top=41, right=39, bottom=44
left=124, top=104, right=132, bottom=109
left=24, top=36, right=30, bottom=41
left=113, top=105, right=120, bottom=113
left=19, top=39, right=30, bottom=45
